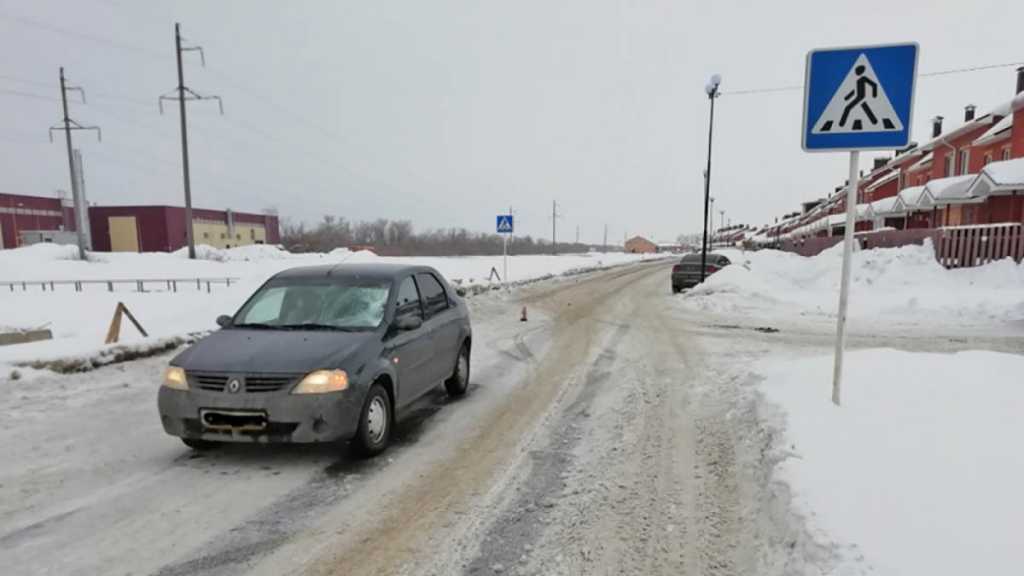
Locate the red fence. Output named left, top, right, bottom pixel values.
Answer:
left=935, top=224, right=1024, bottom=268
left=778, top=223, right=1024, bottom=269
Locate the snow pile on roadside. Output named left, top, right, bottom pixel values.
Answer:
left=681, top=242, right=1024, bottom=324
left=176, top=244, right=300, bottom=262
left=0, top=243, right=82, bottom=263
left=0, top=245, right=655, bottom=368
left=756, top=349, right=1024, bottom=575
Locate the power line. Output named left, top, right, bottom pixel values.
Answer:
left=721, top=60, right=1024, bottom=96
left=0, top=88, right=59, bottom=103
left=0, top=10, right=168, bottom=60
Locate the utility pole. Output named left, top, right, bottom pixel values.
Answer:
left=720, top=210, right=725, bottom=233
left=551, top=200, right=562, bottom=255
left=575, top=224, right=579, bottom=245
left=603, top=223, right=608, bottom=252
left=50, top=67, right=100, bottom=261
left=159, top=22, right=223, bottom=259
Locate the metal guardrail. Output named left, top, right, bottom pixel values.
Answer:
left=0, top=277, right=239, bottom=294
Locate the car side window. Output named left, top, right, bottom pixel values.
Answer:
left=416, top=273, right=449, bottom=318
left=395, top=277, right=423, bottom=319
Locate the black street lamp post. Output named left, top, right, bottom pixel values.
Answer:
left=700, top=74, right=721, bottom=283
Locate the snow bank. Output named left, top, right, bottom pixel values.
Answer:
left=757, top=349, right=1024, bottom=575
left=681, top=242, right=1024, bottom=325
left=0, top=243, right=82, bottom=263
left=175, top=243, right=301, bottom=262
left=0, top=245, right=655, bottom=367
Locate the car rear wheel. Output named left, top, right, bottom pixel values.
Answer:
left=181, top=438, right=217, bottom=451
left=444, top=343, right=470, bottom=397
left=353, top=383, right=391, bottom=457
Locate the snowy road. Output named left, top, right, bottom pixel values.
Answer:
left=4, top=260, right=1020, bottom=575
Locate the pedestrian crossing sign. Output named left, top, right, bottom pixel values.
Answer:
left=496, top=214, right=514, bottom=234
left=802, top=43, right=918, bottom=152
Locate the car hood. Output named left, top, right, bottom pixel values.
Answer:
left=173, top=329, right=375, bottom=374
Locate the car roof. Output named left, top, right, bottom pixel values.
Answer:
left=272, top=263, right=439, bottom=282
left=680, top=252, right=729, bottom=261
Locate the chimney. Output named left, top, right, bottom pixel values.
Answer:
left=873, top=157, right=887, bottom=170
left=964, top=105, right=976, bottom=122
left=1017, top=66, right=1024, bottom=95
left=932, top=116, right=943, bottom=138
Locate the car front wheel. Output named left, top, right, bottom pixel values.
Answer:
left=353, top=383, right=392, bottom=457
left=444, top=343, right=470, bottom=397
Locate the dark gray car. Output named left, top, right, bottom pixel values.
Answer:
left=671, top=252, right=731, bottom=292
left=158, top=263, right=472, bottom=456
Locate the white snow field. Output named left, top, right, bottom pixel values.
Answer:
left=0, top=244, right=655, bottom=368
left=681, top=241, right=1024, bottom=327
left=757, top=349, right=1024, bottom=576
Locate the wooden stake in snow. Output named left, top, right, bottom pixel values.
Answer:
left=105, top=302, right=149, bottom=344
left=520, top=306, right=528, bottom=322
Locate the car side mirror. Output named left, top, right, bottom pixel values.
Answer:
left=394, top=315, right=422, bottom=331
left=216, top=315, right=233, bottom=328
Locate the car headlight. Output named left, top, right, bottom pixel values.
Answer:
left=163, top=366, right=188, bottom=390
left=292, top=369, right=349, bottom=394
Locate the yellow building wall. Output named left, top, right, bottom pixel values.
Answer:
left=192, top=219, right=267, bottom=249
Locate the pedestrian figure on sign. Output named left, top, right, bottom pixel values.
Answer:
left=839, top=65, right=878, bottom=129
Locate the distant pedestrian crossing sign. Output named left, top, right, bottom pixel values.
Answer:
left=496, top=214, right=514, bottom=234
left=802, top=43, right=918, bottom=151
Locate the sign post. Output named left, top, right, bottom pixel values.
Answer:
left=496, top=214, right=514, bottom=290
left=802, top=42, right=918, bottom=405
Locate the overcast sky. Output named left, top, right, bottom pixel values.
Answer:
left=2, top=0, right=1022, bottom=243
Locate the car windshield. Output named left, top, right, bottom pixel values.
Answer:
left=233, top=279, right=390, bottom=330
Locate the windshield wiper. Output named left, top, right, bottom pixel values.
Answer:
left=232, top=322, right=276, bottom=330
left=278, top=323, right=362, bottom=332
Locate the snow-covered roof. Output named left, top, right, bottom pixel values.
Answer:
left=870, top=195, right=906, bottom=215
left=964, top=157, right=1024, bottom=198
left=921, top=100, right=1012, bottom=152
left=898, top=185, right=928, bottom=209
left=907, top=152, right=933, bottom=172
left=925, top=174, right=980, bottom=205
left=825, top=214, right=848, bottom=226
left=866, top=170, right=899, bottom=192
left=972, top=114, right=1013, bottom=146
left=980, top=156, right=1024, bottom=186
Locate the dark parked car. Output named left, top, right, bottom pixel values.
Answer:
left=158, top=263, right=472, bottom=456
left=671, top=253, right=731, bottom=292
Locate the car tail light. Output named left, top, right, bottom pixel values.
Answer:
left=706, top=265, right=719, bottom=273
left=672, top=264, right=682, bottom=273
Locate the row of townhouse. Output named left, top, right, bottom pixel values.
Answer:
left=748, top=67, right=1024, bottom=250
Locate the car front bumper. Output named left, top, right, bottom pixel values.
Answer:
left=157, top=387, right=364, bottom=443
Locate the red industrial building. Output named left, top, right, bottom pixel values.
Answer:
left=89, top=205, right=280, bottom=252
left=0, top=192, right=78, bottom=249
left=0, top=192, right=279, bottom=253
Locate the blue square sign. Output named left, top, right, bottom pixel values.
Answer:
left=496, top=214, right=514, bottom=234
left=802, top=43, right=918, bottom=152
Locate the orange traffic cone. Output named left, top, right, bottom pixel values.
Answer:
left=520, top=306, right=528, bottom=322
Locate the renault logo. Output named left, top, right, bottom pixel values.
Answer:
left=227, top=379, right=242, bottom=393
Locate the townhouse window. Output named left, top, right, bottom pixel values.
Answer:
left=1003, top=148, right=1011, bottom=161
left=944, top=154, right=954, bottom=177
left=959, top=149, right=969, bottom=175
left=984, top=154, right=992, bottom=166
